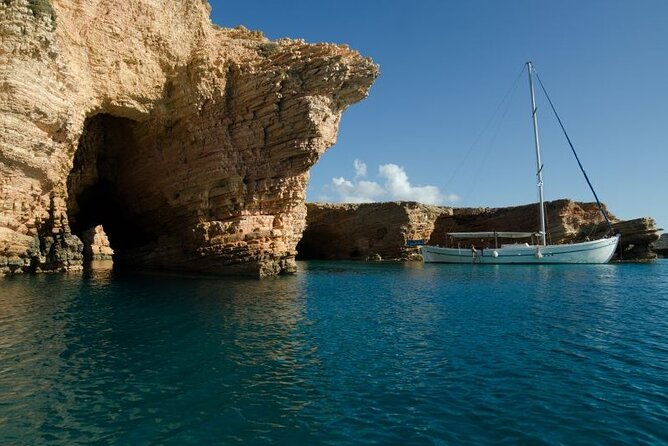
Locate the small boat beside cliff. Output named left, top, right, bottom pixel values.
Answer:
left=421, top=62, right=620, bottom=265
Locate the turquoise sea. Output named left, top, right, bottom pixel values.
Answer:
left=1, top=260, right=668, bottom=445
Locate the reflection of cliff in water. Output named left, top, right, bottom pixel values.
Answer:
left=0, top=272, right=319, bottom=440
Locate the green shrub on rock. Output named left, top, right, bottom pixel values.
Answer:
left=259, top=42, right=279, bottom=57
left=2, top=0, right=57, bottom=23
left=28, top=0, right=56, bottom=22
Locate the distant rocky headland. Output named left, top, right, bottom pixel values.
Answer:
left=298, top=200, right=660, bottom=262
left=0, top=0, right=378, bottom=277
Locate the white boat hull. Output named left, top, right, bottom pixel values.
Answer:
left=420, top=235, right=620, bottom=264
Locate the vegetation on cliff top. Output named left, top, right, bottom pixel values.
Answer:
left=2, top=0, right=56, bottom=23
left=259, top=42, right=280, bottom=57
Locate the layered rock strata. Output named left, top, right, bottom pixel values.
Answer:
left=297, top=202, right=443, bottom=261
left=0, top=0, right=378, bottom=276
left=595, top=218, right=659, bottom=261
left=300, top=200, right=660, bottom=262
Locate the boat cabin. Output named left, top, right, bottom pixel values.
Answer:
left=445, top=231, right=541, bottom=249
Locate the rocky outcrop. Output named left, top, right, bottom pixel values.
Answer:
left=430, top=199, right=612, bottom=245
left=81, top=225, right=113, bottom=260
left=652, top=233, right=668, bottom=258
left=301, top=200, right=660, bottom=262
left=598, top=218, right=659, bottom=261
left=0, top=0, right=378, bottom=276
left=297, top=202, right=444, bottom=260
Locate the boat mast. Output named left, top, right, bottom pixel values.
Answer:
left=527, top=61, right=547, bottom=246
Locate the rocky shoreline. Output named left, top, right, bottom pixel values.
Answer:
left=299, top=200, right=660, bottom=263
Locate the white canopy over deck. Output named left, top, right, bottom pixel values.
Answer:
left=447, top=231, right=538, bottom=239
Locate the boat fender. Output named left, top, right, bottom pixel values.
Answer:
left=535, top=249, right=543, bottom=259
left=492, top=250, right=499, bottom=258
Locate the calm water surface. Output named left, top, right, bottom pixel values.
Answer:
left=1, top=260, right=668, bottom=445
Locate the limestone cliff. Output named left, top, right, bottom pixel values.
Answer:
left=0, top=0, right=378, bottom=276
left=301, top=200, right=660, bottom=262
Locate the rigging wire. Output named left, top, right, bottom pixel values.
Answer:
left=532, top=69, right=614, bottom=234
left=544, top=201, right=553, bottom=245
left=451, top=67, right=526, bottom=208
left=440, top=66, right=526, bottom=240
left=442, top=65, right=526, bottom=195
left=441, top=69, right=525, bottom=239
left=461, top=81, right=521, bottom=204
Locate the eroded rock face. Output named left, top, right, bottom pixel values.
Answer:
left=301, top=200, right=660, bottom=262
left=0, top=0, right=378, bottom=276
left=81, top=225, right=113, bottom=260
left=297, top=202, right=444, bottom=260
left=654, top=234, right=668, bottom=258
left=430, top=199, right=615, bottom=245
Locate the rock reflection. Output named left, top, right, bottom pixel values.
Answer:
left=1, top=261, right=667, bottom=444
left=0, top=271, right=319, bottom=443
left=82, top=259, right=115, bottom=283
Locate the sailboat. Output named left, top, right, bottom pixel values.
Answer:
left=420, top=62, right=620, bottom=264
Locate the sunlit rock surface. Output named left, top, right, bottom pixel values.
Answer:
left=0, top=0, right=378, bottom=276
left=81, top=225, right=113, bottom=261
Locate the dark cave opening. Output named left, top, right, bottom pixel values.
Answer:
left=296, top=227, right=349, bottom=260
left=295, top=233, right=325, bottom=260
left=67, top=114, right=156, bottom=267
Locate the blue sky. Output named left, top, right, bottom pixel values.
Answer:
left=210, top=1, right=668, bottom=230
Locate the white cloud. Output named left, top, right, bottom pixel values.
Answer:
left=329, top=176, right=384, bottom=203
left=378, top=163, right=442, bottom=205
left=332, top=176, right=353, bottom=188
left=325, top=160, right=459, bottom=205
left=353, top=159, right=367, bottom=177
